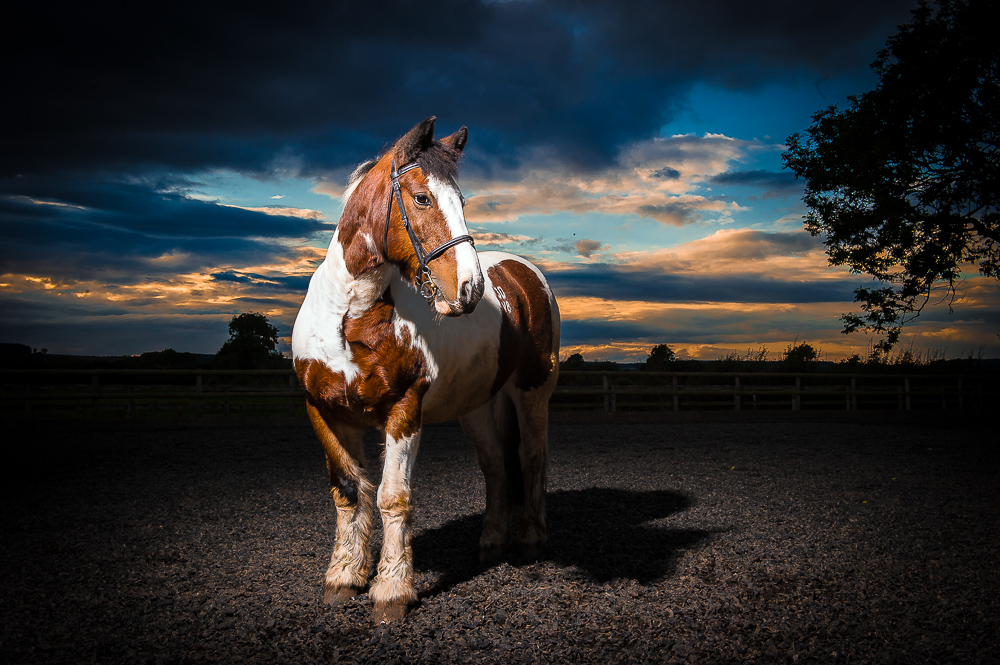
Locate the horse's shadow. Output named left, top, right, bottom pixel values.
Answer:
left=413, top=488, right=709, bottom=598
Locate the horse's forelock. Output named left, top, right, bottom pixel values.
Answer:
left=416, top=142, right=461, bottom=184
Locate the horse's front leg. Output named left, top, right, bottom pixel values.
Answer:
left=370, top=423, right=422, bottom=623
left=306, top=403, right=373, bottom=604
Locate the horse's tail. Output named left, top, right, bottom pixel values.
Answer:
left=494, top=392, right=524, bottom=506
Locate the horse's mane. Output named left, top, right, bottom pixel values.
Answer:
left=342, top=158, right=378, bottom=205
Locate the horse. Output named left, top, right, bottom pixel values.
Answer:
left=292, top=117, right=560, bottom=623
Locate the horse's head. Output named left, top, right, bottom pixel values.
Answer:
left=341, top=117, right=484, bottom=317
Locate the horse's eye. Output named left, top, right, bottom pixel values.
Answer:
left=414, top=193, right=432, bottom=207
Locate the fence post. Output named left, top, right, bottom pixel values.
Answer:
left=196, top=372, right=203, bottom=418
left=958, top=378, right=964, bottom=410
left=25, top=385, right=32, bottom=418
left=603, top=375, right=610, bottom=413
left=91, top=372, right=99, bottom=418
left=904, top=377, right=911, bottom=411
left=734, top=375, right=741, bottom=411
left=289, top=372, right=296, bottom=414
left=672, top=375, right=679, bottom=412
left=850, top=377, right=857, bottom=411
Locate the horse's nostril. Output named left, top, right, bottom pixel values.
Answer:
left=458, top=277, right=482, bottom=314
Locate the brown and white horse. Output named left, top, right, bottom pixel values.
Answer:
left=292, top=117, right=560, bottom=623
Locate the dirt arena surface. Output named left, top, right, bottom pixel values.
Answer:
left=2, top=413, right=997, bottom=664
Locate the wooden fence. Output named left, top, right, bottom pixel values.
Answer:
left=1, top=368, right=995, bottom=419
left=554, top=370, right=994, bottom=413
left=3, top=368, right=302, bottom=419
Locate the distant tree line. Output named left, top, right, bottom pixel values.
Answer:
left=559, top=341, right=995, bottom=375
left=1, top=312, right=291, bottom=370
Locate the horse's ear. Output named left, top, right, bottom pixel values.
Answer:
left=440, top=126, right=468, bottom=153
left=395, top=116, right=436, bottom=164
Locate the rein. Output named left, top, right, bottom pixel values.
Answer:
left=386, top=159, right=475, bottom=302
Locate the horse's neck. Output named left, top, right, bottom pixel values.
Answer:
left=320, top=231, right=393, bottom=319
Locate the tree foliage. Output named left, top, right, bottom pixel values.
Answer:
left=644, top=344, right=675, bottom=371
left=783, top=0, right=999, bottom=351
left=560, top=352, right=586, bottom=371
left=214, top=312, right=286, bottom=369
left=782, top=342, right=818, bottom=370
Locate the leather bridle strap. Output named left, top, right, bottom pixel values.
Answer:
left=385, top=159, right=475, bottom=301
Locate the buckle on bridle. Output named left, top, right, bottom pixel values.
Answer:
left=417, top=267, right=437, bottom=301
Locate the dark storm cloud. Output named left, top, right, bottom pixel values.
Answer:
left=707, top=169, right=796, bottom=188
left=0, top=176, right=330, bottom=279
left=707, top=169, right=801, bottom=198
left=547, top=263, right=856, bottom=304
left=2, top=0, right=916, bottom=179
left=651, top=167, right=683, bottom=180
left=559, top=318, right=759, bottom=346
left=210, top=270, right=311, bottom=293
left=637, top=202, right=703, bottom=226
left=561, top=319, right=667, bottom=345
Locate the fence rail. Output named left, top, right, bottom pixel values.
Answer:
left=3, top=368, right=303, bottom=419
left=1, top=368, right=995, bottom=419
left=554, top=370, right=993, bottom=413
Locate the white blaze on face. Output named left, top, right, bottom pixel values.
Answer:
left=426, top=174, right=483, bottom=300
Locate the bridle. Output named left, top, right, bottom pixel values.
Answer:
left=385, top=159, right=475, bottom=302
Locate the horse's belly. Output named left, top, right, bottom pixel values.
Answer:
left=420, top=340, right=499, bottom=424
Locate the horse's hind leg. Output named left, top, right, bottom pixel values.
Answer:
left=509, top=385, right=552, bottom=561
left=306, top=402, right=373, bottom=604
left=460, top=399, right=511, bottom=562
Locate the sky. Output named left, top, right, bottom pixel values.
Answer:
left=2, top=0, right=998, bottom=362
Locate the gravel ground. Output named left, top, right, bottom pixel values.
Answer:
left=1, top=413, right=998, bottom=664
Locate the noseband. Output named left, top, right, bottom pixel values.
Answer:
left=386, top=159, right=475, bottom=302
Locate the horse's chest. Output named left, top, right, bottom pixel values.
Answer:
left=298, top=302, right=498, bottom=429
left=295, top=304, right=426, bottom=430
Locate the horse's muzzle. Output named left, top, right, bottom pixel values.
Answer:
left=459, top=276, right=485, bottom=314
left=436, top=274, right=484, bottom=317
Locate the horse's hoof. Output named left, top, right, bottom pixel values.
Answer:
left=372, top=601, right=408, bottom=624
left=324, top=585, right=360, bottom=605
left=519, top=542, right=545, bottom=562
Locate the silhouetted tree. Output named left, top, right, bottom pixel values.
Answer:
left=560, top=352, right=586, bottom=371
left=644, top=344, right=675, bottom=371
left=783, top=0, right=999, bottom=352
left=782, top=342, right=818, bottom=371
left=214, top=312, right=285, bottom=369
